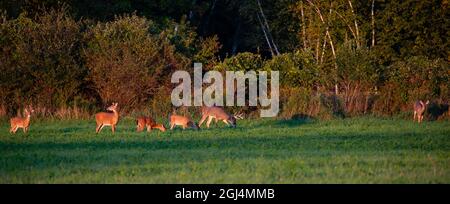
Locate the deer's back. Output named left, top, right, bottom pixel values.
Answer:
left=10, top=117, right=28, bottom=126
left=202, top=106, right=230, bottom=119
left=96, top=112, right=117, bottom=124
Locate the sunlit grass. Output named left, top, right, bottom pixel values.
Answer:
left=0, top=117, right=448, bottom=183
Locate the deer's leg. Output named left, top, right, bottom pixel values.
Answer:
left=10, top=126, right=15, bottom=134
left=170, top=123, right=175, bottom=130
left=206, top=116, right=213, bottom=128
left=112, top=125, right=115, bottom=134
left=98, top=124, right=105, bottom=133
left=96, top=124, right=102, bottom=133
left=413, top=111, right=417, bottom=122
left=147, top=125, right=152, bottom=132
left=222, top=120, right=230, bottom=126
left=13, top=126, right=19, bottom=134
left=198, top=115, right=208, bottom=127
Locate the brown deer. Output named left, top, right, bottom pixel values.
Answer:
left=10, top=105, right=35, bottom=134
left=95, top=102, right=119, bottom=133
left=198, top=106, right=243, bottom=128
left=413, top=100, right=429, bottom=123
left=169, top=113, right=199, bottom=130
left=136, top=116, right=166, bottom=132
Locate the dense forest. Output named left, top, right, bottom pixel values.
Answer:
left=0, top=0, right=448, bottom=120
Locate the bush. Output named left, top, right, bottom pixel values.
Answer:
left=336, top=46, right=380, bottom=115
left=279, top=87, right=343, bottom=120
left=214, top=52, right=263, bottom=72
left=83, top=13, right=185, bottom=112
left=0, top=7, right=85, bottom=116
left=263, top=50, right=320, bottom=87
left=373, top=56, right=449, bottom=115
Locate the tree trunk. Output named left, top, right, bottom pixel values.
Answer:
left=231, top=15, right=242, bottom=55
left=257, top=12, right=275, bottom=56
left=320, top=32, right=327, bottom=64
left=348, top=0, right=360, bottom=48
left=300, top=1, right=307, bottom=49
left=257, top=0, right=280, bottom=55
left=371, top=0, right=375, bottom=47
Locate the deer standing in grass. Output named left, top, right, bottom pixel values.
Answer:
left=169, top=113, right=199, bottom=130
left=413, top=100, right=429, bottom=123
left=198, top=106, right=243, bottom=128
left=95, top=102, right=119, bottom=133
left=10, top=105, right=35, bottom=134
left=136, top=116, right=166, bottom=132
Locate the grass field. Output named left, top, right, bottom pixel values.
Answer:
left=0, top=117, right=449, bottom=183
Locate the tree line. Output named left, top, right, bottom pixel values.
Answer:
left=0, top=1, right=448, bottom=120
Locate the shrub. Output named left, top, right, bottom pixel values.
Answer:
left=214, top=52, right=263, bottom=72
left=0, top=7, right=85, bottom=116
left=373, top=56, right=449, bottom=115
left=83, top=13, right=185, bottom=112
left=263, top=50, right=320, bottom=87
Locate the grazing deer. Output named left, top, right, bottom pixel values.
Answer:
left=413, top=100, right=429, bottom=123
left=169, top=113, right=199, bottom=130
left=136, top=116, right=166, bottom=132
left=198, top=106, right=244, bottom=128
left=95, top=102, right=119, bottom=133
left=10, top=105, right=35, bottom=134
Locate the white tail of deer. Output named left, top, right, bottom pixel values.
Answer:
left=413, top=100, right=429, bottom=123
left=198, top=106, right=244, bottom=128
left=95, top=102, right=119, bottom=133
left=10, top=105, right=35, bottom=134
left=169, top=113, right=199, bottom=130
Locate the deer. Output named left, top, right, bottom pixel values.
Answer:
left=10, top=105, right=35, bottom=134
left=168, top=113, right=199, bottom=130
left=95, top=102, right=119, bottom=133
left=198, top=106, right=244, bottom=128
left=413, top=100, right=429, bottom=123
left=136, top=116, right=166, bottom=132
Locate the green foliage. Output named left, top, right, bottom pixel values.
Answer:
left=0, top=7, right=84, bottom=114
left=336, top=45, right=380, bottom=87
left=84, top=13, right=186, bottom=111
left=214, top=52, right=263, bottom=72
left=373, top=56, right=449, bottom=115
left=193, top=35, right=221, bottom=68
left=373, top=0, right=449, bottom=64
left=263, top=50, right=319, bottom=87
left=0, top=2, right=448, bottom=119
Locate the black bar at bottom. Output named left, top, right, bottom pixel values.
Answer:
left=0, top=184, right=446, bottom=203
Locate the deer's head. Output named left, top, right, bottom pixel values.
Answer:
left=107, top=102, right=118, bottom=112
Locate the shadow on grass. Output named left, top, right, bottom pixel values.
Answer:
left=272, top=118, right=313, bottom=128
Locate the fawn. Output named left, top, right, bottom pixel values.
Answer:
left=169, top=113, right=199, bottom=130
left=198, top=106, right=243, bottom=128
left=136, top=116, right=166, bottom=132
left=95, top=102, right=119, bottom=133
left=413, top=100, right=429, bottom=123
left=10, top=105, right=35, bottom=134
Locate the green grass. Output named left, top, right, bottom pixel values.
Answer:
left=0, top=117, right=449, bottom=183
